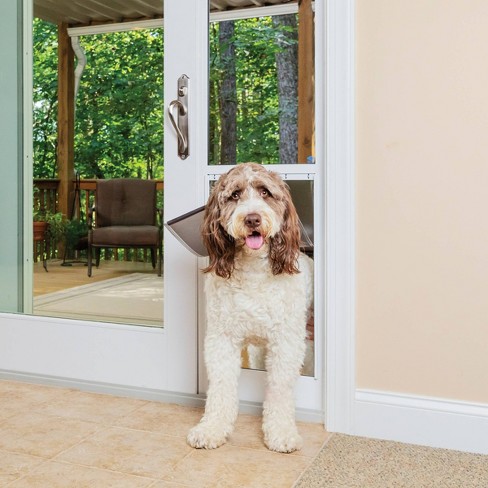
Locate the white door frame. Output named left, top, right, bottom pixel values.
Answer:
left=163, top=0, right=209, bottom=394
left=324, top=0, right=356, bottom=434
left=0, top=0, right=356, bottom=436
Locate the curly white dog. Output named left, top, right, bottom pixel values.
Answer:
left=187, top=163, right=313, bottom=453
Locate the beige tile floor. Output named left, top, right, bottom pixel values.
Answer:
left=0, top=380, right=330, bottom=487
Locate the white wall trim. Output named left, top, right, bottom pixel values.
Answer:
left=325, top=0, right=356, bottom=433
left=355, top=389, right=488, bottom=455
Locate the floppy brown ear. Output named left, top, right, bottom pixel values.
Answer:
left=268, top=188, right=301, bottom=275
left=201, top=186, right=236, bottom=279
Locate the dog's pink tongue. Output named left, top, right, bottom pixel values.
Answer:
left=245, top=234, right=264, bottom=250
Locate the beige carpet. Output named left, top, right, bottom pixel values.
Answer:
left=295, top=434, right=488, bottom=488
left=34, top=273, right=163, bottom=327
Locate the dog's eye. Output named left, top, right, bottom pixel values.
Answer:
left=230, top=190, right=241, bottom=200
left=260, top=188, right=271, bottom=198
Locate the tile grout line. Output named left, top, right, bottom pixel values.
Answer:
left=5, top=459, right=160, bottom=488
left=3, top=422, right=114, bottom=486
left=1, top=449, right=46, bottom=488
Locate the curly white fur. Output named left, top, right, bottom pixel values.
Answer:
left=187, top=163, right=314, bottom=453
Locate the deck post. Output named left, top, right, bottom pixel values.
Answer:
left=57, top=22, right=75, bottom=218
left=298, top=0, right=315, bottom=163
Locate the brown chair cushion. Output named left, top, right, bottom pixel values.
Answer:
left=91, top=226, right=159, bottom=247
left=96, top=179, right=157, bottom=228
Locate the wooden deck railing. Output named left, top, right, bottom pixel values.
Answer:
left=33, top=178, right=164, bottom=264
left=34, top=179, right=59, bottom=216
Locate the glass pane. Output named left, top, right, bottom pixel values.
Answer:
left=0, top=0, right=23, bottom=313
left=209, top=9, right=315, bottom=165
left=32, top=19, right=164, bottom=327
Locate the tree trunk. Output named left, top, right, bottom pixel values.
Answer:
left=209, top=24, right=221, bottom=165
left=273, top=14, right=298, bottom=165
left=219, top=20, right=237, bottom=165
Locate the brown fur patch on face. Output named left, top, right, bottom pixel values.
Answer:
left=202, top=163, right=301, bottom=277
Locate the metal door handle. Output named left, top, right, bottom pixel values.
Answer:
left=168, top=74, right=189, bottom=159
left=168, top=100, right=188, bottom=156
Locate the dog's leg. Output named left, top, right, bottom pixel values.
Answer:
left=187, top=333, right=242, bottom=449
left=262, top=334, right=306, bottom=453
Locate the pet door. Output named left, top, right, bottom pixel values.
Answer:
left=180, top=175, right=315, bottom=377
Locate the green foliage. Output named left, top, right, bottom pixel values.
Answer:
left=209, top=15, right=298, bottom=165
left=33, top=19, right=58, bottom=177
left=75, top=29, right=164, bottom=179
left=64, top=219, right=88, bottom=250
left=45, top=211, right=66, bottom=243
left=33, top=20, right=164, bottom=179
left=33, top=208, right=87, bottom=250
left=33, top=16, right=297, bottom=174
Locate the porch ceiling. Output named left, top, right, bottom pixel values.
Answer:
left=34, top=0, right=297, bottom=27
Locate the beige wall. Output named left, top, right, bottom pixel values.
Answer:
left=356, top=0, right=488, bottom=403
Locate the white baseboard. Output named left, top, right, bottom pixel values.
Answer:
left=355, top=389, right=488, bottom=455
left=0, top=370, right=324, bottom=424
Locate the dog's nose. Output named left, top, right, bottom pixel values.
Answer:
left=245, top=213, right=261, bottom=229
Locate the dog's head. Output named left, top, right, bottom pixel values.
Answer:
left=202, top=163, right=301, bottom=278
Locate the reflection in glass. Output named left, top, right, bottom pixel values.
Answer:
left=209, top=8, right=315, bottom=165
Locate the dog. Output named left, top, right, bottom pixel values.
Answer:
left=187, top=163, right=314, bottom=453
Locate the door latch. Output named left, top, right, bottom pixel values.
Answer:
left=168, top=74, right=189, bottom=159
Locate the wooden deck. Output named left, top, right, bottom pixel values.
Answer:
left=34, top=259, right=159, bottom=297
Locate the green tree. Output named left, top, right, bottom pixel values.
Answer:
left=273, top=14, right=298, bottom=165
left=75, top=29, right=164, bottom=179
left=218, top=20, right=237, bottom=165
left=33, top=20, right=164, bottom=180
left=209, top=15, right=298, bottom=165
left=33, top=19, right=58, bottom=178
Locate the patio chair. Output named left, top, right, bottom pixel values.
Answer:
left=87, top=178, right=162, bottom=277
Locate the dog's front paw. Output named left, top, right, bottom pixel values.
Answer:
left=264, top=428, right=303, bottom=453
left=187, top=423, right=229, bottom=450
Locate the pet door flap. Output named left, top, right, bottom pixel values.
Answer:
left=165, top=206, right=208, bottom=257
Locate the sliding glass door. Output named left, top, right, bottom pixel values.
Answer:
left=0, top=0, right=324, bottom=419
